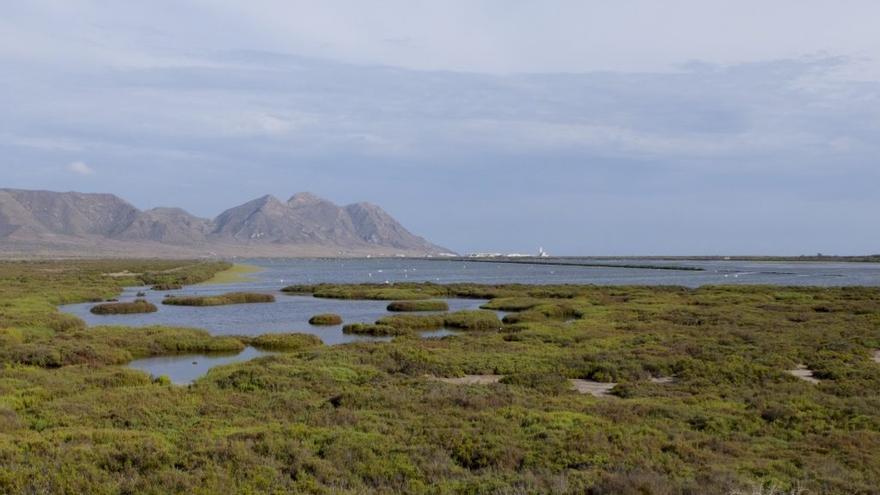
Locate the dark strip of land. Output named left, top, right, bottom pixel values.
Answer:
left=428, top=257, right=705, bottom=271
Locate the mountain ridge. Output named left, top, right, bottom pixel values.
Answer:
left=0, top=188, right=452, bottom=258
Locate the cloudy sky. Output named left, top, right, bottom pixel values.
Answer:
left=2, top=1, right=879, bottom=255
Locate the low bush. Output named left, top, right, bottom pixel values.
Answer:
left=377, top=314, right=446, bottom=330
left=309, top=313, right=343, bottom=325
left=162, top=292, right=275, bottom=306
left=342, top=323, right=408, bottom=336
left=387, top=300, right=449, bottom=312
left=90, top=299, right=158, bottom=315
left=443, top=310, right=502, bottom=331
left=480, top=297, right=544, bottom=311
left=377, top=311, right=502, bottom=332
left=249, top=333, right=323, bottom=351
left=500, top=372, right=570, bottom=394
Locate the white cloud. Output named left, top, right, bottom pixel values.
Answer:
left=67, top=161, right=95, bottom=175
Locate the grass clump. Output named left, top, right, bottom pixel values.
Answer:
left=162, top=292, right=275, bottom=307
left=90, top=299, right=158, bottom=315
left=502, top=303, right=584, bottom=324
left=480, top=297, right=544, bottom=311
left=443, top=310, right=502, bottom=331
left=377, top=314, right=446, bottom=330
left=387, top=300, right=449, bottom=312
left=248, top=333, right=323, bottom=351
left=377, top=311, right=501, bottom=331
left=309, top=313, right=343, bottom=325
left=342, top=323, right=408, bottom=336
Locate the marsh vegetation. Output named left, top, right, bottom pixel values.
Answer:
left=387, top=300, right=450, bottom=312
left=162, top=292, right=275, bottom=306
left=308, top=313, right=344, bottom=325
left=1, top=261, right=879, bottom=493
left=90, top=298, right=158, bottom=315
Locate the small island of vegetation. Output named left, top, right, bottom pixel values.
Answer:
left=342, top=322, right=407, bottom=336
left=245, top=332, right=324, bottom=351
left=387, top=300, right=450, bottom=312
left=90, top=298, right=158, bottom=315
left=162, top=292, right=275, bottom=306
left=308, top=313, right=343, bottom=325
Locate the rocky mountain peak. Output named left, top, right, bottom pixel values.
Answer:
left=0, top=189, right=452, bottom=257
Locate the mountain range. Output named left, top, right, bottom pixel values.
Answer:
left=0, top=189, right=452, bottom=258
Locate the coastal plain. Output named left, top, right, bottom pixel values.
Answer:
left=0, top=259, right=878, bottom=494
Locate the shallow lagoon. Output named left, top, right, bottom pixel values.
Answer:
left=63, top=288, right=488, bottom=344
left=60, top=257, right=880, bottom=383
left=128, top=346, right=272, bottom=385
left=60, top=279, right=488, bottom=383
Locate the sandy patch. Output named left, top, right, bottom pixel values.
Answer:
left=873, top=351, right=880, bottom=364
left=433, top=374, right=503, bottom=385
left=649, top=376, right=675, bottom=384
left=570, top=379, right=616, bottom=397
left=787, top=365, right=820, bottom=384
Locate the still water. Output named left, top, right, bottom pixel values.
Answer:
left=242, top=257, right=880, bottom=287
left=128, top=346, right=272, bottom=385
left=60, top=257, right=880, bottom=383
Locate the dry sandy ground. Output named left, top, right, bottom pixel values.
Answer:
left=874, top=351, right=880, bottom=364
left=569, top=379, right=617, bottom=397
left=433, top=375, right=503, bottom=385
left=787, top=365, right=820, bottom=384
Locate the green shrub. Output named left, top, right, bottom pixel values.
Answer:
left=342, top=323, right=408, bottom=336
left=377, top=314, right=446, bottom=330
left=387, top=300, right=449, bottom=312
left=250, top=333, right=323, bottom=350
left=308, top=313, right=343, bottom=325
left=377, top=311, right=502, bottom=331
left=500, top=372, right=570, bottom=394
left=443, top=310, right=502, bottom=331
left=162, top=292, right=275, bottom=306
left=480, top=297, right=544, bottom=311
left=90, top=299, right=158, bottom=315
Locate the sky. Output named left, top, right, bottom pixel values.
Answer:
left=1, top=1, right=879, bottom=255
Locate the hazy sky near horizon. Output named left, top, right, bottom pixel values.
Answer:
left=2, top=1, right=879, bottom=255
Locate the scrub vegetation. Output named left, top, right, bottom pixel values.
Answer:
left=387, top=300, right=450, bottom=312
left=342, top=322, right=406, bottom=336
left=162, top=292, right=275, bottom=306
left=309, top=313, right=344, bottom=325
left=90, top=298, right=158, bottom=315
left=1, top=261, right=879, bottom=494
left=376, top=310, right=502, bottom=332
left=245, top=332, right=324, bottom=351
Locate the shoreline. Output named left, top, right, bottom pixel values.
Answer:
left=198, top=263, right=264, bottom=285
